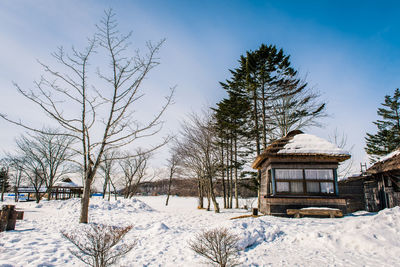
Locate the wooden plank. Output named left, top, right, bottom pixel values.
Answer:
left=287, top=208, right=343, bottom=218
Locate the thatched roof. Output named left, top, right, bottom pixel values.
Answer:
left=367, top=148, right=400, bottom=174
left=252, top=130, right=351, bottom=169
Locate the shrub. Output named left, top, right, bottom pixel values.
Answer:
left=61, top=223, right=136, bottom=267
left=189, top=227, right=240, bottom=267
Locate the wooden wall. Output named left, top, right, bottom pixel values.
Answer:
left=338, top=179, right=366, bottom=213
left=261, top=197, right=347, bottom=216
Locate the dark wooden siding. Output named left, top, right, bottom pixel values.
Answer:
left=261, top=197, right=347, bottom=216
left=338, top=179, right=365, bottom=213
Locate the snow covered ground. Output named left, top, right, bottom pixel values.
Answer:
left=1, top=196, right=400, bottom=266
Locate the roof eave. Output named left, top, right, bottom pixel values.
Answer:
left=251, top=153, right=351, bottom=169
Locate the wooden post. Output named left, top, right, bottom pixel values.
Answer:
left=271, top=168, right=276, bottom=195
left=0, top=205, right=15, bottom=231
left=252, top=208, right=258, bottom=216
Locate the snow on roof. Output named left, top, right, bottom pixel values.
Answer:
left=378, top=149, right=400, bottom=163
left=54, top=181, right=81, bottom=188
left=277, top=134, right=350, bottom=156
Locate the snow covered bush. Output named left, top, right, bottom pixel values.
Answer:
left=61, top=223, right=136, bottom=267
left=189, top=227, right=240, bottom=267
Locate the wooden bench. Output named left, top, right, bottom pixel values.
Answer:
left=287, top=208, right=343, bottom=218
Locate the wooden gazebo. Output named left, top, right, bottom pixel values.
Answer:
left=51, top=178, right=83, bottom=200
left=252, top=130, right=351, bottom=216
left=17, top=178, right=83, bottom=201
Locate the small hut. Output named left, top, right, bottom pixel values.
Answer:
left=252, top=130, right=351, bottom=216
left=363, top=148, right=400, bottom=211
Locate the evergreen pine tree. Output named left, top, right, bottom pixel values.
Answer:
left=365, top=88, right=400, bottom=162
left=219, top=44, right=326, bottom=208
left=213, top=81, right=252, bottom=208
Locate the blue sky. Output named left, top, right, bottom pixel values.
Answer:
left=1, top=0, right=400, bottom=172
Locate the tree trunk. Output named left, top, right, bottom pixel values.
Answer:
left=46, top=185, right=53, bottom=201
left=165, top=174, right=173, bottom=206
left=229, top=135, right=233, bottom=209
left=261, top=77, right=267, bottom=149
left=0, top=180, right=5, bottom=202
left=208, top=175, right=220, bottom=213
left=221, top=142, right=226, bottom=209
left=197, top=178, right=204, bottom=209
left=257, top=170, right=261, bottom=209
left=206, top=186, right=211, bottom=211
left=80, top=173, right=93, bottom=223
left=234, top=136, right=239, bottom=209
left=107, top=179, right=111, bottom=201
left=226, top=143, right=230, bottom=209
left=109, top=178, right=118, bottom=201
left=248, top=63, right=262, bottom=210
left=14, top=186, right=18, bottom=202
left=35, top=191, right=40, bottom=203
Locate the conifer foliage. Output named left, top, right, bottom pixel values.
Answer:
left=213, top=44, right=326, bottom=207
left=365, top=88, right=400, bottom=162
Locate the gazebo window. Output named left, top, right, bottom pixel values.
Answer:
left=275, top=169, right=304, bottom=193
left=274, top=168, right=336, bottom=195
left=306, top=182, right=320, bottom=193
left=276, top=182, right=289, bottom=192
left=320, top=182, right=334, bottom=193
left=305, top=169, right=333, bottom=180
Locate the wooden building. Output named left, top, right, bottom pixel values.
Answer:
left=338, top=148, right=400, bottom=213
left=363, top=148, right=400, bottom=211
left=17, top=178, right=83, bottom=201
left=338, top=175, right=366, bottom=213
left=252, top=130, right=351, bottom=216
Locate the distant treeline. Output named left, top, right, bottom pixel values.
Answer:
left=135, top=178, right=257, bottom=198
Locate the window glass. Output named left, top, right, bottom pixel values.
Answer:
left=321, top=182, right=334, bottom=193
left=305, top=169, right=333, bottom=180
left=275, top=169, right=303, bottom=180
left=306, top=182, right=320, bottom=193
left=290, top=182, right=303, bottom=193
left=276, top=182, right=289, bottom=192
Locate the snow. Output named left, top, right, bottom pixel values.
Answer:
left=300, top=207, right=340, bottom=210
left=378, top=148, right=400, bottom=162
left=1, top=196, right=400, bottom=266
left=53, top=181, right=80, bottom=188
left=277, top=134, right=350, bottom=156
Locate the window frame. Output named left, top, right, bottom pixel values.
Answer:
left=274, top=168, right=336, bottom=196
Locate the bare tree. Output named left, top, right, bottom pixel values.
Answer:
left=61, top=224, right=136, bottom=267
left=25, top=166, right=46, bottom=203
left=176, top=111, right=220, bottom=213
left=0, top=10, right=173, bottom=223
left=100, top=150, right=119, bottom=201
left=13, top=130, right=74, bottom=200
left=119, top=149, right=152, bottom=198
left=3, top=156, right=25, bottom=202
left=189, top=227, right=240, bottom=267
left=175, top=143, right=206, bottom=208
left=0, top=161, right=10, bottom=202
left=165, top=147, right=180, bottom=206
left=329, top=128, right=354, bottom=178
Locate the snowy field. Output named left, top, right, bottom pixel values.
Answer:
left=0, top=196, right=400, bottom=267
